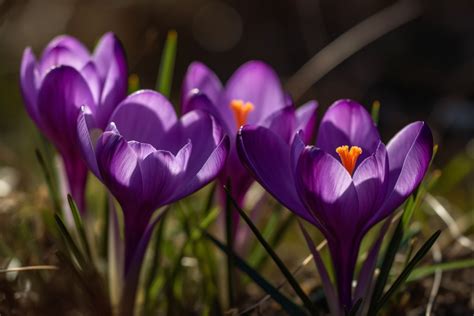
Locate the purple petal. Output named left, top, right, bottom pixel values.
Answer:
left=109, top=90, right=177, bottom=149
left=93, top=32, right=127, bottom=81
left=139, top=142, right=192, bottom=209
left=182, top=62, right=222, bottom=108
left=183, top=90, right=232, bottom=136
left=261, top=106, right=297, bottom=143
left=167, top=110, right=224, bottom=164
left=77, top=107, right=101, bottom=178
left=237, top=125, right=317, bottom=225
left=317, top=100, right=380, bottom=162
left=38, top=46, right=89, bottom=78
left=37, top=66, right=95, bottom=156
left=352, top=142, right=389, bottom=222
left=95, top=129, right=143, bottom=211
left=176, top=134, right=229, bottom=202
left=43, top=35, right=90, bottom=60
left=372, top=122, right=433, bottom=225
left=95, top=33, right=128, bottom=129
left=296, top=146, right=360, bottom=236
left=291, top=131, right=306, bottom=171
left=62, top=153, right=89, bottom=212
left=220, top=143, right=254, bottom=209
left=295, top=100, right=318, bottom=143
left=128, top=141, right=156, bottom=160
left=222, top=61, right=286, bottom=125
left=20, top=47, right=41, bottom=126
left=80, top=62, right=101, bottom=106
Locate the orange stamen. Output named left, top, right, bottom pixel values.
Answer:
left=230, top=99, right=254, bottom=128
left=336, top=145, right=362, bottom=176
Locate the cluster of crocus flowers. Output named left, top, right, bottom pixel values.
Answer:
left=20, top=33, right=127, bottom=211
left=237, top=100, right=433, bottom=310
left=182, top=61, right=317, bottom=234
left=20, top=32, right=436, bottom=315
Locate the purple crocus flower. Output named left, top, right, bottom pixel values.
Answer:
left=20, top=33, right=127, bottom=211
left=237, top=100, right=433, bottom=310
left=77, top=90, right=229, bottom=274
left=182, top=61, right=317, bottom=232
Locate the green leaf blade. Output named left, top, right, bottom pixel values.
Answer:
left=375, top=230, right=442, bottom=313
left=224, top=187, right=317, bottom=315
left=156, top=30, right=178, bottom=98
left=205, top=232, right=306, bottom=316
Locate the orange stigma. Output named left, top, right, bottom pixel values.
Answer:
left=336, top=145, right=362, bottom=176
left=230, top=99, right=254, bottom=128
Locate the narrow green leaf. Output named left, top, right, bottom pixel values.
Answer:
left=54, top=214, right=87, bottom=269
left=371, top=100, right=380, bottom=125
left=402, top=238, right=417, bottom=269
left=225, top=181, right=235, bottom=307
left=35, top=149, right=61, bottom=213
left=156, top=30, right=177, bottom=98
left=408, top=258, right=474, bottom=282
left=100, top=194, right=109, bottom=261
left=375, top=230, right=441, bottom=312
left=148, top=206, right=220, bottom=313
left=224, top=187, right=317, bottom=315
left=348, top=298, right=363, bottom=316
left=144, top=212, right=168, bottom=314
left=368, top=213, right=404, bottom=316
left=401, top=196, right=416, bottom=231
left=192, top=207, right=219, bottom=240
left=205, top=232, right=306, bottom=316
left=431, top=144, right=439, bottom=164
left=202, top=183, right=216, bottom=216
left=299, top=221, right=339, bottom=316
left=107, top=196, right=123, bottom=308
left=67, top=194, right=92, bottom=262
left=248, top=209, right=281, bottom=267
left=250, top=209, right=295, bottom=271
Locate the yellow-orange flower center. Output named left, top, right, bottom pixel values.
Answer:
left=336, top=145, right=362, bottom=176
left=230, top=99, right=254, bottom=128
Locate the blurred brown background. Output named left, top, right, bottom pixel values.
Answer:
left=0, top=0, right=473, bottom=187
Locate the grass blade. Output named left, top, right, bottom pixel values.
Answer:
left=353, top=215, right=393, bottom=314
left=225, top=181, right=235, bottom=307
left=203, top=183, right=216, bottom=216
left=205, top=232, right=306, bottom=316
left=250, top=212, right=295, bottom=271
left=35, top=149, right=61, bottom=214
left=374, top=230, right=441, bottom=312
left=54, top=214, right=87, bottom=269
left=348, top=298, right=363, bottom=316
left=107, top=196, right=123, bottom=308
left=144, top=212, right=168, bottom=314
left=367, top=213, right=404, bottom=316
left=155, top=30, right=177, bottom=98
left=298, top=221, right=340, bottom=316
left=67, top=194, right=92, bottom=262
left=408, top=258, right=474, bottom=281
left=224, top=187, right=317, bottom=315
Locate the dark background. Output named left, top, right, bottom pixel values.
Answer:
left=0, top=0, right=473, bottom=181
